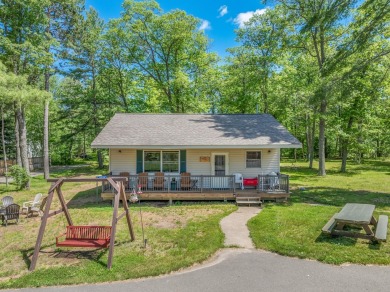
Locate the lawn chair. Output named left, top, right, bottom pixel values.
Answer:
left=180, top=172, right=191, bottom=190
left=138, top=172, right=149, bottom=190
left=153, top=172, right=165, bottom=190
left=2, top=204, right=20, bottom=226
left=22, top=193, right=42, bottom=215
left=1, top=196, right=14, bottom=208
left=233, top=173, right=244, bottom=190
left=119, top=172, right=130, bottom=189
left=26, top=196, right=47, bottom=217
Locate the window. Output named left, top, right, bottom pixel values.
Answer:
left=144, top=151, right=179, bottom=173
left=144, top=151, right=161, bottom=172
left=246, top=151, right=261, bottom=168
left=162, top=151, right=179, bottom=172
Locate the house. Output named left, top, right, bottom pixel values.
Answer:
left=91, top=113, right=301, bottom=202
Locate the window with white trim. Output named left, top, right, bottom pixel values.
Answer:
left=144, top=151, right=179, bottom=173
left=246, top=151, right=261, bottom=168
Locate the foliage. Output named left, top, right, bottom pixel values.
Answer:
left=8, top=164, right=30, bottom=189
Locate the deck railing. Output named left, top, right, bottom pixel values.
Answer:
left=257, top=174, right=289, bottom=193
left=102, top=173, right=289, bottom=194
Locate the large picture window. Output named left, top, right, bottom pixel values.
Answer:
left=246, top=151, right=261, bottom=168
left=144, top=151, right=179, bottom=173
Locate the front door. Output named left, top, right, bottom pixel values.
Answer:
left=211, top=153, right=229, bottom=189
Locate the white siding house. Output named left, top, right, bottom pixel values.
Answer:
left=92, top=113, right=301, bottom=199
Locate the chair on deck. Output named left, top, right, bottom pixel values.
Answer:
left=2, top=204, right=20, bottom=226
left=180, top=172, right=191, bottom=190
left=233, top=173, right=244, bottom=190
left=138, top=172, right=149, bottom=190
left=22, top=193, right=42, bottom=215
left=119, top=172, right=130, bottom=189
left=1, top=196, right=14, bottom=208
left=153, top=172, right=165, bottom=190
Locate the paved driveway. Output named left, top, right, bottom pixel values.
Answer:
left=5, top=249, right=390, bottom=292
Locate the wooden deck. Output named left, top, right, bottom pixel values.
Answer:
left=101, top=189, right=289, bottom=202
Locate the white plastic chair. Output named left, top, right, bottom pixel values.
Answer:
left=22, top=193, right=42, bottom=215
left=1, top=196, right=13, bottom=207
left=233, top=173, right=244, bottom=190
left=268, top=172, right=279, bottom=190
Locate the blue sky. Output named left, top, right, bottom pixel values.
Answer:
left=85, top=0, right=268, bottom=57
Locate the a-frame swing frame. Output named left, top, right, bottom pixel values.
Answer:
left=29, top=177, right=135, bottom=271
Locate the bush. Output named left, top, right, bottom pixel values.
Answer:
left=9, top=165, right=30, bottom=190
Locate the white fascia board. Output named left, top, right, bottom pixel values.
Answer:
left=91, top=144, right=302, bottom=149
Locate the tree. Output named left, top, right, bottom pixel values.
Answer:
left=116, top=0, right=217, bottom=113
left=273, top=0, right=390, bottom=175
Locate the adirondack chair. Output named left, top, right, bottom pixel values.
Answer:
left=1, top=196, right=14, bottom=208
left=2, top=204, right=20, bottom=226
left=138, top=172, right=148, bottom=190
left=180, top=172, right=191, bottom=190
left=153, top=172, right=165, bottom=190
left=22, top=193, right=42, bottom=215
left=26, top=196, right=47, bottom=217
left=119, top=172, right=130, bottom=189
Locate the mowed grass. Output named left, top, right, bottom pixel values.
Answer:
left=248, top=159, right=390, bottom=265
left=0, top=166, right=236, bottom=289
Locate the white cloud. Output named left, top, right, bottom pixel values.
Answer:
left=218, top=5, right=228, bottom=17
left=234, top=9, right=267, bottom=28
left=199, top=20, right=211, bottom=31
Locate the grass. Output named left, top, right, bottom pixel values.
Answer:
left=0, top=165, right=236, bottom=289
left=1, top=158, right=390, bottom=287
left=248, top=159, right=390, bottom=265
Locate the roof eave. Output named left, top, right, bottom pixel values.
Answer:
left=91, top=144, right=303, bottom=149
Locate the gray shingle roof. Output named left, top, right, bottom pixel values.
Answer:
left=91, top=114, right=302, bottom=149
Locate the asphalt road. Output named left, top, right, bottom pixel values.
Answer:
left=5, top=249, right=390, bottom=292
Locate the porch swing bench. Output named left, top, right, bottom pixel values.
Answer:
left=56, top=225, right=112, bottom=248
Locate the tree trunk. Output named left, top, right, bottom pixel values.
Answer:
left=14, top=106, right=21, bottom=166
left=1, top=107, right=8, bottom=187
left=309, top=111, right=316, bottom=169
left=340, top=139, right=348, bottom=173
left=16, top=106, right=30, bottom=188
left=43, top=70, right=50, bottom=179
left=318, top=99, right=327, bottom=176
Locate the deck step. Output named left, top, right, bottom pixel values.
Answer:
left=375, top=215, right=388, bottom=242
left=236, top=197, right=262, bottom=206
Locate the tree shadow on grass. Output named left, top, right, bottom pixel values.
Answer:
left=289, top=187, right=390, bottom=207
left=315, top=233, right=358, bottom=246
left=21, top=244, right=109, bottom=270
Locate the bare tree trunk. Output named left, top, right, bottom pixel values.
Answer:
left=16, top=106, right=30, bottom=188
left=309, top=112, right=316, bottom=169
left=14, top=107, right=21, bottom=166
left=318, top=99, right=327, bottom=176
left=44, top=70, right=50, bottom=179
left=1, top=107, right=8, bottom=187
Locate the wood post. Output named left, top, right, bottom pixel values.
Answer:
left=29, top=180, right=61, bottom=271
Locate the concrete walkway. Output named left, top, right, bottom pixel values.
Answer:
left=220, top=206, right=261, bottom=248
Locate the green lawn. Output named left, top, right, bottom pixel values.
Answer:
left=248, top=159, right=390, bottom=265
left=0, top=166, right=236, bottom=289
left=1, top=159, right=389, bottom=288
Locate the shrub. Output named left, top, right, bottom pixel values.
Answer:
left=9, top=165, right=30, bottom=190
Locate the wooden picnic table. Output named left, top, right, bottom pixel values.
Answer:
left=322, top=203, right=388, bottom=242
left=333, top=203, right=377, bottom=238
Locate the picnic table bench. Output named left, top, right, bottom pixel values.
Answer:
left=322, top=203, right=388, bottom=243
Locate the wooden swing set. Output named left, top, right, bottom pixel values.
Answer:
left=29, top=177, right=135, bottom=271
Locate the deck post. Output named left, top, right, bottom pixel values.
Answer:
left=200, top=175, right=203, bottom=193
